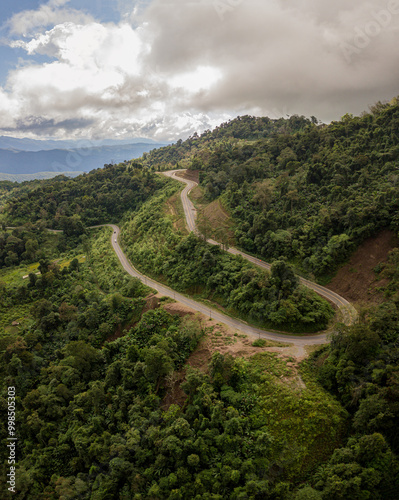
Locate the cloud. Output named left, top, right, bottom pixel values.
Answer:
left=0, top=0, right=398, bottom=141
left=143, top=0, right=399, bottom=120
left=1, top=5, right=226, bottom=140
left=6, top=0, right=94, bottom=36
left=0, top=116, right=95, bottom=134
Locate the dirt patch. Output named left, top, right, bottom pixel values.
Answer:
left=143, top=295, right=161, bottom=313
left=327, top=229, right=398, bottom=305
left=161, top=303, right=316, bottom=409
left=162, top=374, right=188, bottom=409
left=180, top=169, right=200, bottom=183
left=204, top=323, right=295, bottom=361
left=162, top=303, right=316, bottom=366
left=162, top=302, right=198, bottom=318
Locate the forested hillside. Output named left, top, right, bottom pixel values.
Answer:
left=146, top=98, right=399, bottom=280
left=2, top=163, right=163, bottom=229
left=1, top=99, right=399, bottom=498
left=121, top=184, right=334, bottom=333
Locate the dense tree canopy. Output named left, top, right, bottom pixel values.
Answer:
left=3, top=163, right=163, bottom=228
left=142, top=98, right=399, bottom=279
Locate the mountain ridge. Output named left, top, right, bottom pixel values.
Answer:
left=0, top=142, right=167, bottom=175
left=0, top=135, right=165, bottom=152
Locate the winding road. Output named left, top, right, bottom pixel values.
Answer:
left=107, top=224, right=326, bottom=345
left=162, top=170, right=357, bottom=324
left=8, top=171, right=357, bottom=345
left=98, top=170, right=357, bottom=347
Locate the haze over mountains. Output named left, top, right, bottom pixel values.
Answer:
left=0, top=136, right=168, bottom=179
left=0, top=136, right=161, bottom=152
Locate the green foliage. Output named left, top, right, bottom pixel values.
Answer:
left=4, top=163, right=164, bottom=227
left=305, top=242, right=399, bottom=496
left=252, top=338, right=267, bottom=347
left=122, top=186, right=334, bottom=332
left=1, top=100, right=399, bottom=499
left=143, top=114, right=312, bottom=170
left=0, top=220, right=349, bottom=500
left=0, top=223, right=59, bottom=269
left=314, top=313, right=399, bottom=452
left=88, top=226, right=151, bottom=298
left=145, top=101, right=399, bottom=279
left=0, top=302, right=205, bottom=499
left=312, top=433, right=399, bottom=499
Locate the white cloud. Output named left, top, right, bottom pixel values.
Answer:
left=13, top=21, right=144, bottom=75
left=0, top=88, right=19, bottom=128
left=1, top=5, right=226, bottom=140
left=168, top=66, right=223, bottom=93
left=6, top=21, right=150, bottom=117
left=6, top=0, right=94, bottom=36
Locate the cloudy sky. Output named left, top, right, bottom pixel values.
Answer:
left=0, top=0, right=398, bottom=142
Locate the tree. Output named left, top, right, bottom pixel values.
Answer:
left=60, top=214, right=85, bottom=237
left=253, top=179, right=273, bottom=209
left=287, top=189, right=299, bottom=215
left=69, top=258, right=79, bottom=272
left=144, top=344, right=174, bottom=390
left=24, top=238, right=39, bottom=261
left=270, top=259, right=299, bottom=298
left=313, top=434, right=399, bottom=499
left=294, top=486, right=322, bottom=500
left=31, top=299, right=53, bottom=319
left=38, top=258, right=50, bottom=275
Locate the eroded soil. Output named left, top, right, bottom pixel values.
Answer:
left=327, top=229, right=398, bottom=305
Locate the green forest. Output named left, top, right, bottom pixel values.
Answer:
left=121, top=185, right=334, bottom=333
left=1, top=99, right=399, bottom=498
left=146, top=99, right=399, bottom=280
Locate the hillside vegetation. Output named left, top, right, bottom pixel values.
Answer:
left=0, top=99, right=399, bottom=498
left=146, top=99, right=399, bottom=281
left=3, top=164, right=163, bottom=229
left=121, top=184, right=334, bottom=333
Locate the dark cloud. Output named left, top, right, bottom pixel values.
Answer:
left=143, top=0, right=399, bottom=122
left=1, top=116, right=95, bottom=135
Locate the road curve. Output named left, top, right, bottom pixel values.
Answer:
left=92, top=224, right=330, bottom=346
left=162, top=170, right=358, bottom=327
left=7, top=191, right=356, bottom=343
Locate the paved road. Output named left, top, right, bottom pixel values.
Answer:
left=162, top=169, right=358, bottom=327
left=8, top=184, right=356, bottom=345
left=97, top=224, right=330, bottom=345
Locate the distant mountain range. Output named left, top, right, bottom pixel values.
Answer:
left=0, top=171, right=84, bottom=183
left=0, top=136, right=162, bottom=152
left=0, top=136, right=168, bottom=176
